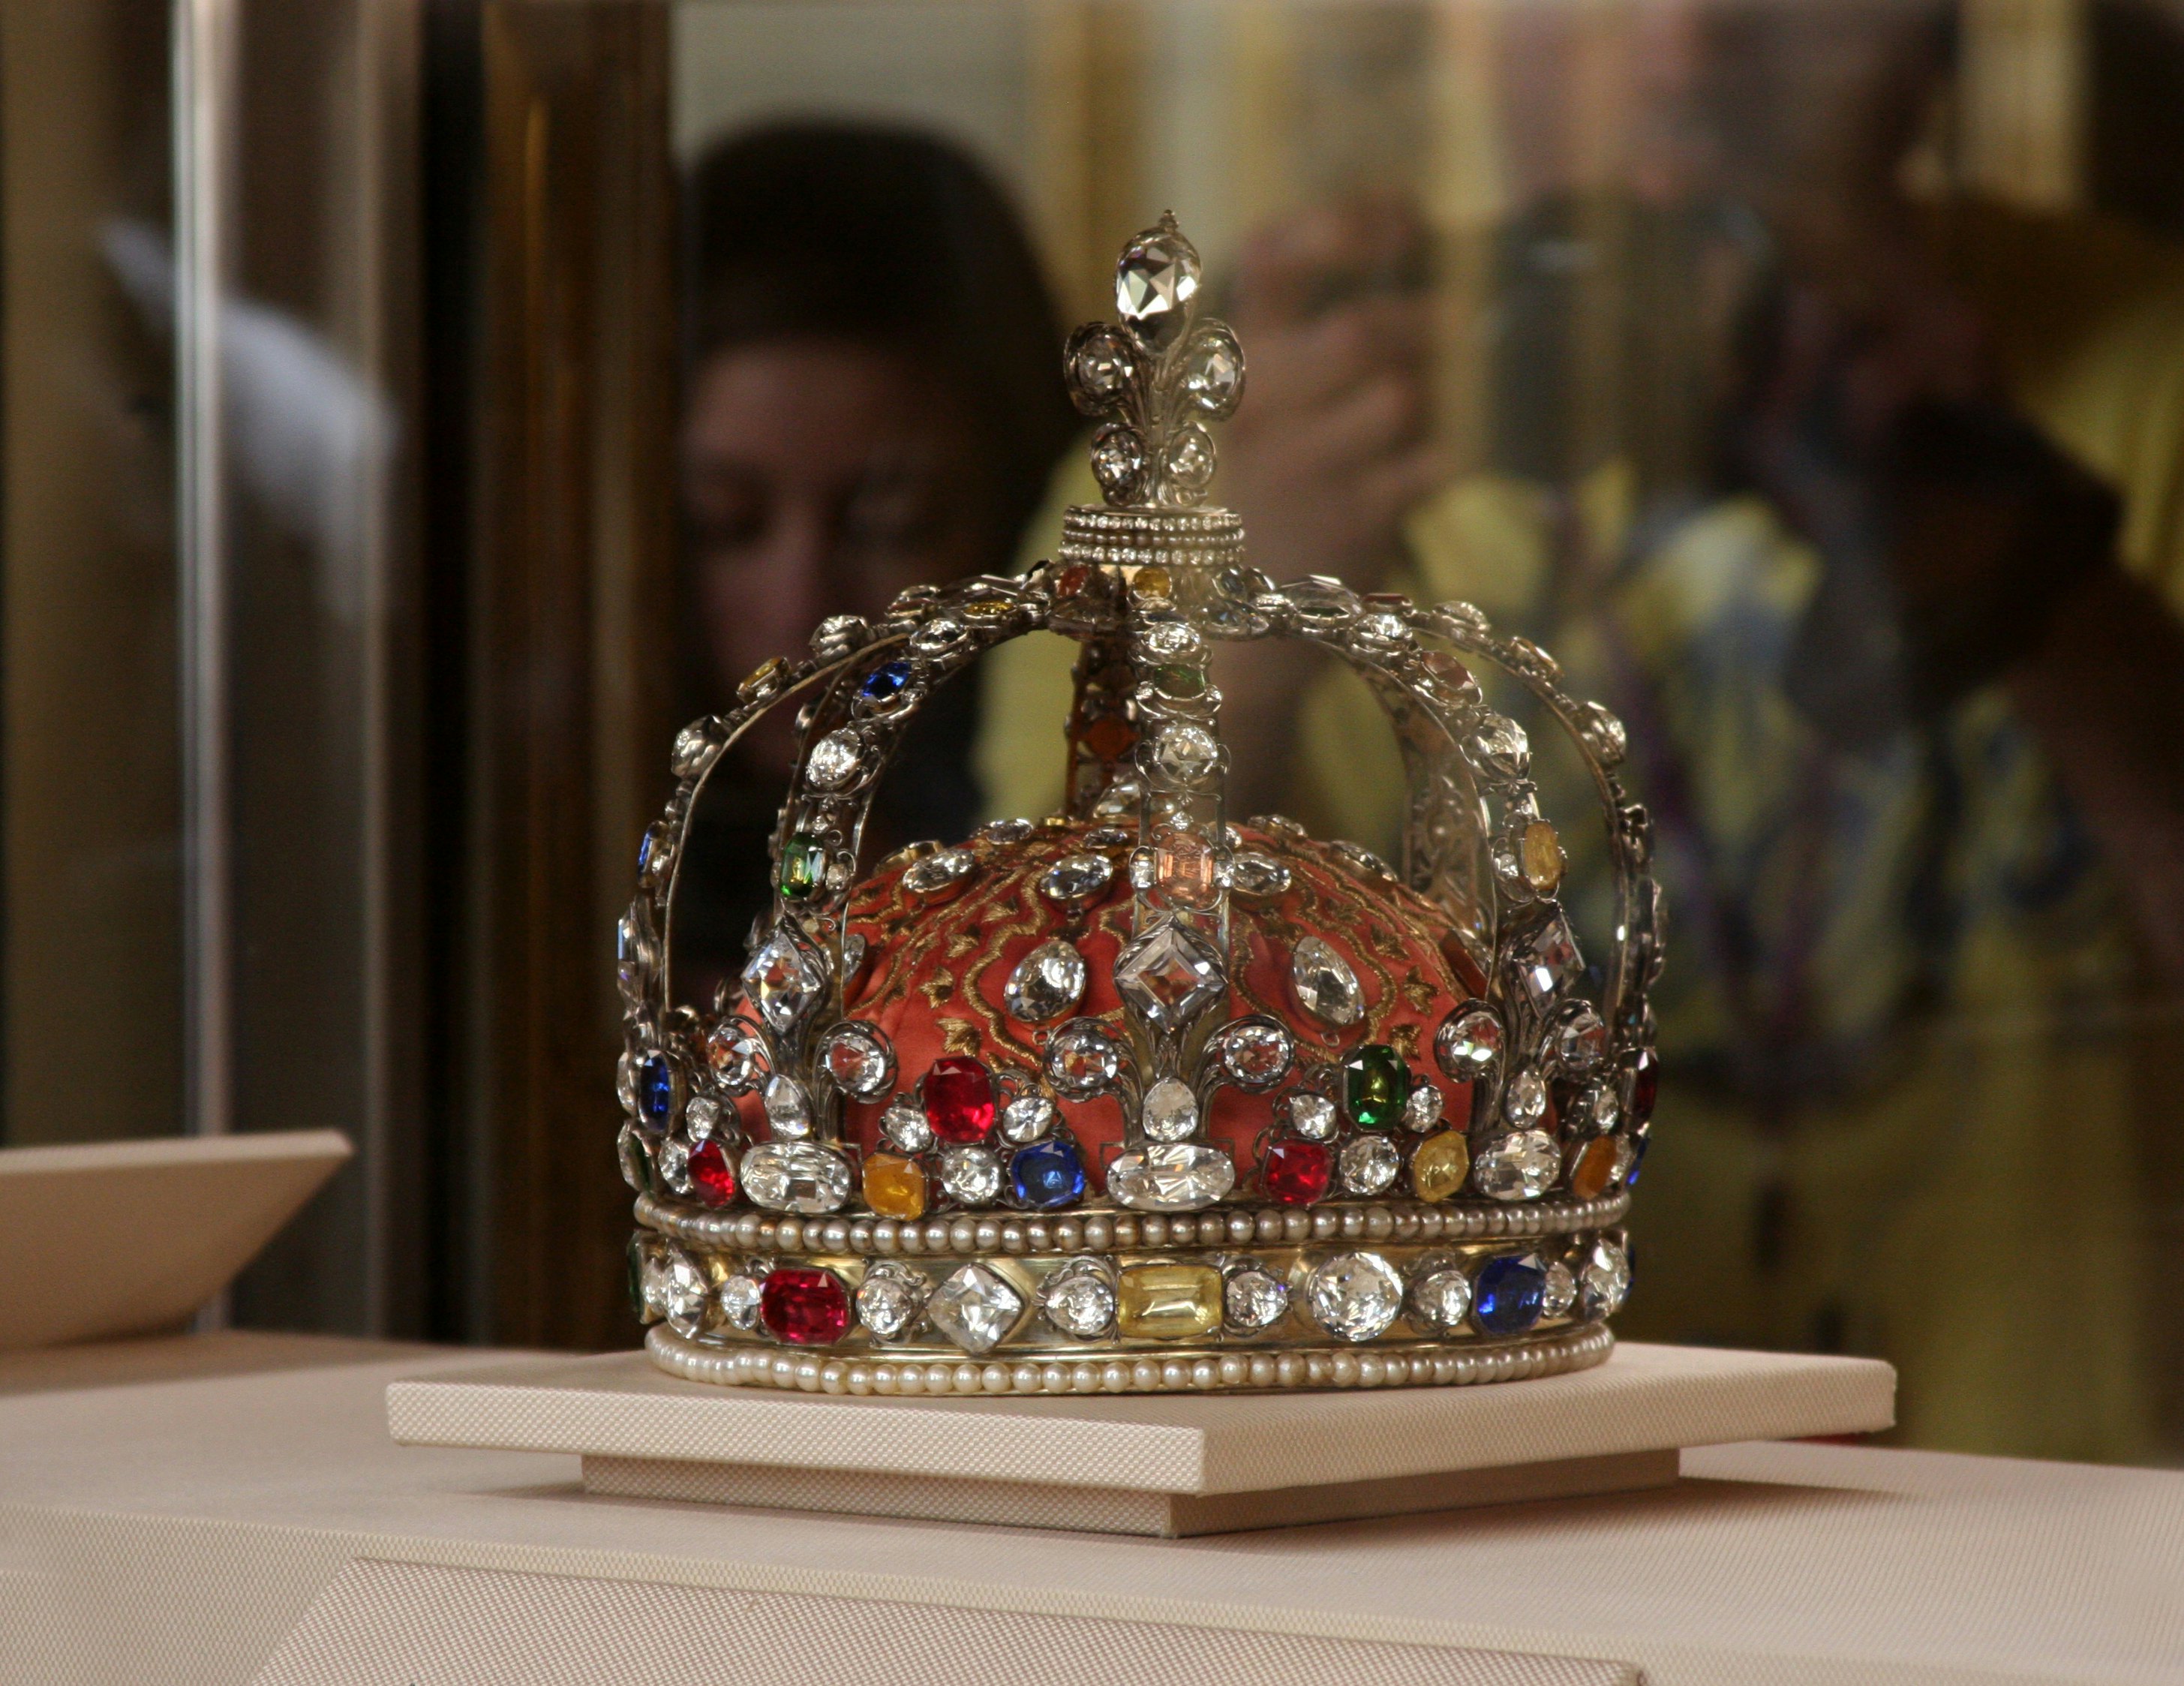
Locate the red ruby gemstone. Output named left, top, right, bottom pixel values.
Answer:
left=688, top=1139, right=737, bottom=1207
left=1624, top=1048, right=1660, bottom=1126
left=759, top=1267, right=851, bottom=1345
left=1262, top=1138, right=1331, bottom=1206
left=924, top=1056, right=995, bottom=1143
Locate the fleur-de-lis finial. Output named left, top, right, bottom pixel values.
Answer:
left=1064, top=214, right=1245, bottom=509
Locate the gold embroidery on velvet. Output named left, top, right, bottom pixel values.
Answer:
left=798, top=822, right=1477, bottom=1090
left=1366, top=921, right=1408, bottom=962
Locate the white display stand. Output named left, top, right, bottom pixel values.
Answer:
left=387, top=1341, right=1896, bottom=1536
left=5, top=1336, right=2176, bottom=1685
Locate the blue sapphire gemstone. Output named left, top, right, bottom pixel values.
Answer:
left=1474, top=1254, right=1546, bottom=1336
left=859, top=659, right=912, bottom=703
left=1010, top=1139, right=1085, bottom=1209
left=638, top=1053, right=676, bottom=1126
left=1626, top=1135, right=1649, bottom=1186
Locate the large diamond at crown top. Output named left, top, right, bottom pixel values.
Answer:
left=743, top=924, right=829, bottom=1035
left=1113, top=919, right=1227, bottom=1033
left=1116, top=223, right=1200, bottom=347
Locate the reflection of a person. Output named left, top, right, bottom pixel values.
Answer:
left=980, top=9, right=2184, bottom=1459
left=674, top=124, right=1074, bottom=995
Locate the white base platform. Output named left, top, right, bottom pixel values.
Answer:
left=8, top=1335, right=2174, bottom=1684
left=388, top=1340, right=1896, bottom=1536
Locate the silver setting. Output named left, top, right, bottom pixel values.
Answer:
left=1040, top=1256, right=1119, bottom=1338
left=1004, top=938, right=1088, bottom=1024
left=855, top=1261, right=930, bottom=1342
left=1307, top=1252, right=1404, bottom=1342
left=927, top=1263, right=1025, bottom=1355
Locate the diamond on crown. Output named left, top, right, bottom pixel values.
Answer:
left=1114, top=920, right=1226, bottom=1035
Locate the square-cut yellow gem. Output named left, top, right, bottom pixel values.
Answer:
left=1410, top=1129, right=1471, bottom=1201
left=1116, top=1263, right=1222, bottom=1340
left=863, top=1152, right=927, bottom=1220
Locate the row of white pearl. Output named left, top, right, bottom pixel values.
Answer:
left=640, top=1190, right=1632, bottom=1259
left=649, top=1322, right=1613, bottom=1397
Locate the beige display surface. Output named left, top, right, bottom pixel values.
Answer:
left=5, top=1335, right=2182, bottom=1686
left=0, top=1130, right=351, bottom=1350
left=386, top=1342, right=1891, bottom=1536
left=248, top=1558, right=1637, bottom=1686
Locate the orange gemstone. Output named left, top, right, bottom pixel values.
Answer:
left=1421, top=651, right=1473, bottom=687
left=1081, top=716, right=1137, bottom=762
left=863, top=1152, right=927, bottom=1219
left=1056, top=563, right=1091, bottom=597
left=1522, top=819, right=1566, bottom=894
left=1152, top=825, right=1220, bottom=909
left=1569, top=1135, right=1618, bottom=1200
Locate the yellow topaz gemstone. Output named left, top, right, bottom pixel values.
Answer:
left=1410, top=1129, right=1471, bottom=1201
left=1116, top=1263, right=1222, bottom=1340
left=1522, top=819, right=1566, bottom=894
left=863, top=1152, right=928, bottom=1220
left=737, top=655, right=787, bottom=700
left=1132, top=564, right=1173, bottom=600
left=1569, top=1135, right=1618, bottom=1201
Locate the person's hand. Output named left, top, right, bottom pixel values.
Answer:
left=1738, top=257, right=2116, bottom=744
left=1200, top=200, right=1449, bottom=818
left=1215, top=198, right=1449, bottom=588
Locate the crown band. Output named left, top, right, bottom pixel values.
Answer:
left=636, top=1189, right=1633, bottom=1257
left=1058, top=504, right=1246, bottom=575
left=629, top=1225, right=1630, bottom=1364
left=649, top=1321, right=1615, bottom=1396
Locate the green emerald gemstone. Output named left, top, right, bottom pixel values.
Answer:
left=625, top=1233, right=649, bottom=1318
left=1153, top=663, right=1206, bottom=699
left=778, top=832, right=825, bottom=900
left=1344, top=1044, right=1410, bottom=1129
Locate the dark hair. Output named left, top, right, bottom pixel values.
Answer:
left=684, top=121, right=1076, bottom=548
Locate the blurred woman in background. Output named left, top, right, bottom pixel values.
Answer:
left=674, top=123, right=1077, bottom=997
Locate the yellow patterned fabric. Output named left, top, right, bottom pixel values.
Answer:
left=978, top=207, right=2184, bottom=1461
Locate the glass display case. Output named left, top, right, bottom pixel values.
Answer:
left=9, top=0, right=2180, bottom=1462
left=0, top=0, right=422, bottom=1334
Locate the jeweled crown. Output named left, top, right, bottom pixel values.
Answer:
left=618, top=218, right=1661, bottom=1396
